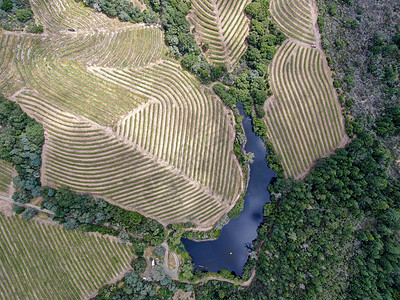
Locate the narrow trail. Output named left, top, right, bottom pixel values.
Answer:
left=2, top=23, right=160, bottom=38
left=179, top=266, right=256, bottom=287
left=162, top=242, right=180, bottom=280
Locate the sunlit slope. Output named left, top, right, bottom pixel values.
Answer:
left=0, top=34, right=24, bottom=96
left=0, top=0, right=243, bottom=226
left=270, top=0, right=316, bottom=44
left=10, top=27, right=165, bottom=125
left=15, top=55, right=243, bottom=225
left=0, top=160, right=14, bottom=196
left=94, top=59, right=242, bottom=201
left=266, top=41, right=346, bottom=178
left=0, top=214, right=132, bottom=299
left=188, top=0, right=251, bottom=68
left=30, top=0, right=126, bottom=32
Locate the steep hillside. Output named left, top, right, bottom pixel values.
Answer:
left=0, top=214, right=133, bottom=299
left=0, top=0, right=243, bottom=227
left=188, top=0, right=251, bottom=69
left=266, top=0, right=347, bottom=178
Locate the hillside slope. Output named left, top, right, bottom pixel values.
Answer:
left=0, top=214, right=133, bottom=299
left=188, top=0, right=251, bottom=69
left=0, top=0, right=243, bottom=227
left=265, top=0, right=347, bottom=178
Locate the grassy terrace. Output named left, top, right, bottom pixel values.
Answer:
left=0, top=214, right=133, bottom=299
left=15, top=60, right=240, bottom=225
left=12, top=27, right=165, bottom=125
left=188, top=0, right=251, bottom=68
left=104, top=59, right=242, bottom=200
left=266, top=40, right=346, bottom=178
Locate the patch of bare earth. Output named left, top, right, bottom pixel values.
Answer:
left=173, top=290, right=195, bottom=300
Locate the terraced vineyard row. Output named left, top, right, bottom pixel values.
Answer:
left=1, top=0, right=244, bottom=227
left=270, top=0, right=316, bottom=44
left=0, top=214, right=133, bottom=299
left=266, top=40, right=346, bottom=178
left=97, top=59, right=242, bottom=200
left=6, top=26, right=165, bottom=125
left=188, top=0, right=251, bottom=68
left=30, top=0, right=126, bottom=32
left=16, top=87, right=236, bottom=225
left=62, top=26, right=166, bottom=68
left=0, top=34, right=24, bottom=96
left=0, top=160, right=14, bottom=195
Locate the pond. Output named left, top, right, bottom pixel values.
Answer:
left=182, top=105, right=276, bottom=276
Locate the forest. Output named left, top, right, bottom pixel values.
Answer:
left=254, top=133, right=400, bottom=298
left=82, top=0, right=158, bottom=23
left=0, top=94, right=43, bottom=200
left=247, top=0, right=400, bottom=298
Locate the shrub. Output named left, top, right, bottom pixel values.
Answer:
left=1, top=0, right=13, bottom=12
left=131, top=257, right=147, bottom=273
left=343, top=18, right=359, bottom=29
left=21, top=208, right=37, bottom=220
left=335, top=39, right=346, bottom=49
left=328, top=3, right=337, bottom=16
left=15, top=9, right=33, bottom=22
left=63, top=217, right=78, bottom=230
left=118, top=231, right=130, bottom=245
left=12, top=205, right=25, bottom=214
left=317, top=16, right=325, bottom=30
left=133, top=241, right=147, bottom=257
left=154, top=246, right=166, bottom=257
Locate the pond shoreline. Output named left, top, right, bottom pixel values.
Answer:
left=182, top=104, right=276, bottom=276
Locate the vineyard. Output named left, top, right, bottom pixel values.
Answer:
left=0, top=0, right=243, bottom=227
left=15, top=58, right=242, bottom=225
left=266, top=41, right=346, bottom=177
left=0, top=214, right=133, bottom=299
left=3, top=26, right=165, bottom=125
left=30, top=0, right=126, bottom=32
left=188, top=0, right=251, bottom=68
left=0, top=160, right=14, bottom=196
left=0, top=34, right=24, bottom=96
left=270, top=0, right=316, bottom=44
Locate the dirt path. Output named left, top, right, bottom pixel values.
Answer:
left=162, top=242, right=180, bottom=280
left=179, top=266, right=256, bottom=287
left=310, top=0, right=323, bottom=51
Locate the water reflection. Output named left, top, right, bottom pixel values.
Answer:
left=182, top=105, right=276, bottom=275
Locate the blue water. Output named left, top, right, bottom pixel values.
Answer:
left=182, top=105, right=276, bottom=276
